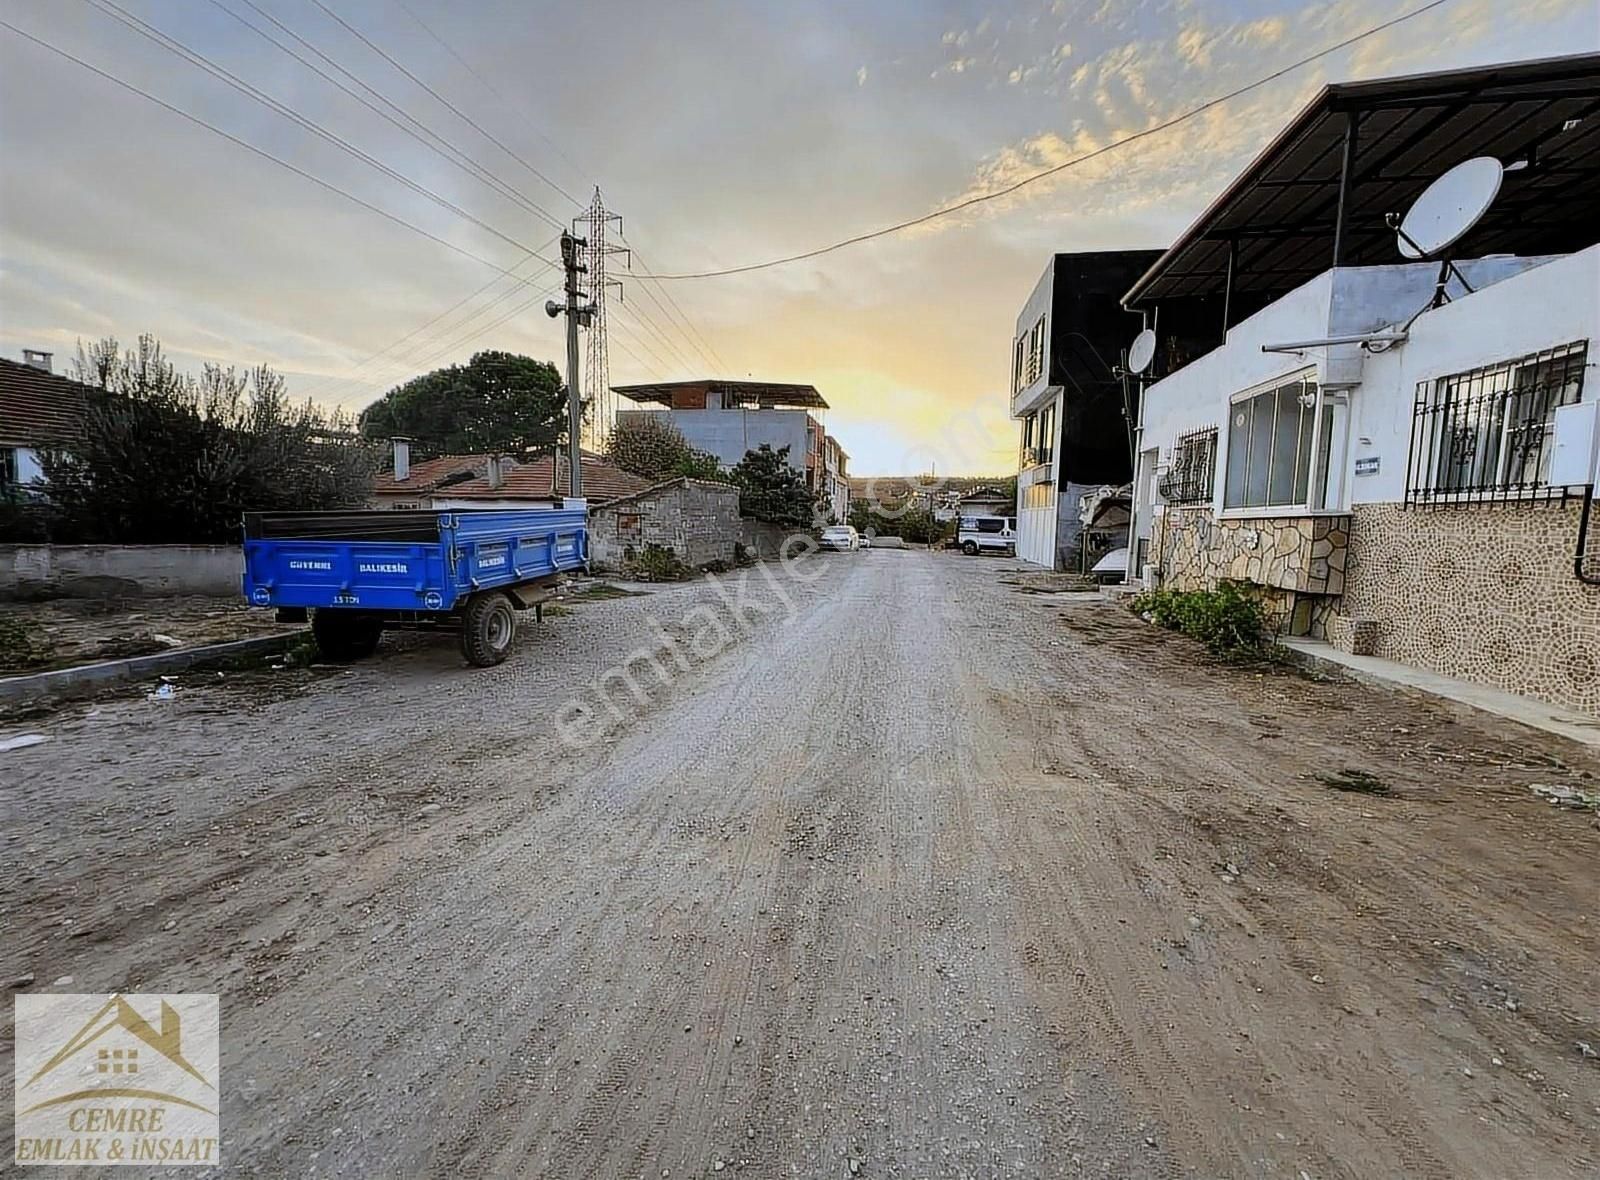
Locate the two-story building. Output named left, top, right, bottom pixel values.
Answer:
left=612, top=379, right=848, bottom=517
left=1009, top=250, right=1187, bottom=570
left=1127, top=53, right=1600, bottom=717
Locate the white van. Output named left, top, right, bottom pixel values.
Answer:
left=957, top=515, right=1016, bottom=556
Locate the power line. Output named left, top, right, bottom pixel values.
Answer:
left=297, top=245, right=557, bottom=399
left=389, top=0, right=588, bottom=205
left=0, top=15, right=548, bottom=286
left=619, top=232, right=729, bottom=371
left=81, top=0, right=557, bottom=265
left=211, top=0, right=567, bottom=233
left=648, top=0, right=1457, bottom=280
left=304, top=0, right=576, bottom=214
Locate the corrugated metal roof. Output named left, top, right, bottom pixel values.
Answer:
left=1125, top=53, right=1600, bottom=308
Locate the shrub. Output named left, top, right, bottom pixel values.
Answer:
left=627, top=544, right=695, bottom=582
left=0, top=615, right=55, bottom=671
left=1130, top=583, right=1265, bottom=659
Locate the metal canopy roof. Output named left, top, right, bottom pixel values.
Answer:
left=611, top=380, right=828, bottom=409
left=1124, top=53, right=1600, bottom=309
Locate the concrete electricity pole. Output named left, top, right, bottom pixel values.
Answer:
left=547, top=230, right=592, bottom=499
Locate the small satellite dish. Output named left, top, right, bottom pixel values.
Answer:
left=1127, top=329, right=1157, bottom=375
left=1396, top=156, right=1503, bottom=259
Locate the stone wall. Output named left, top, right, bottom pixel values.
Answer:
left=1151, top=509, right=1349, bottom=595
left=0, top=544, right=242, bottom=599
left=1338, top=501, right=1600, bottom=715
left=589, top=479, right=741, bottom=570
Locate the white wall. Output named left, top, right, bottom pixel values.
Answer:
left=1137, top=250, right=1594, bottom=513
left=1015, top=389, right=1062, bottom=567
left=1349, top=246, right=1598, bottom=504
left=1140, top=271, right=1334, bottom=467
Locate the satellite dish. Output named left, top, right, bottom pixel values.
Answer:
left=1127, top=328, right=1157, bottom=375
left=1396, top=156, right=1503, bottom=259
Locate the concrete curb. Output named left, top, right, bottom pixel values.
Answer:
left=1276, top=638, right=1600, bottom=749
left=0, top=631, right=310, bottom=703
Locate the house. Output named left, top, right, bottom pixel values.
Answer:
left=612, top=380, right=848, bottom=515
left=1008, top=252, right=1213, bottom=571
left=0, top=351, right=87, bottom=492
left=431, top=452, right=652, bottom=508
left=586, top=478, right=742, bottom=569
left=368, top=439, right=512, bottom=509
left=956, top=485, right=1015, bottom=518
left=1126, top=53, right=1600, bottom=716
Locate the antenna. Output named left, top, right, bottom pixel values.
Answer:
left=1127, top=328, right=1157, bottom=376
left=1387, top=156, right=1503, bottom=307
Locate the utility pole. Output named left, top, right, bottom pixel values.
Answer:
left=547, top=231, right=592, bottom=499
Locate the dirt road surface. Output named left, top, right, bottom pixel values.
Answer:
left=4, top=550, right=1598, bottom=1178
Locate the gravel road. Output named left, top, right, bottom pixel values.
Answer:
left=3, top=549, right=1598, bottom=1178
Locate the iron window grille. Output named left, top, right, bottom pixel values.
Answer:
left=1405, top=341, right=1589, bottom=507
left=1160, top=428, right=1217, bottom=505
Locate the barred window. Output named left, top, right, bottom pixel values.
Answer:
left=1406, top=341, right=1589, bottom=506
left=1160, top=428, right=1217, bottom=505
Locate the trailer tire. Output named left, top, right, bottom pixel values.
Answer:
left=460, top=593, right=517, bottom=667
left=311, top=611, right=382, bottom=662
left=961, top=540, right=979, bottom=556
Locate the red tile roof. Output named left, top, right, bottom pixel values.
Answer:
left=0, top=357, right=90, bottom=447
left=443, top=454, right=653, bottom=504
left=370, top=453, right=495, bottom=495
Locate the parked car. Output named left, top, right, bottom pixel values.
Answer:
left=819, top=525, right=861, bottom=552
left=957, top=514, right=1016, bottom=556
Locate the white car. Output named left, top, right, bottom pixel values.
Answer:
left=958, top=514, right=1016, bottom=556
left=819, top=525, right=861, bottom=551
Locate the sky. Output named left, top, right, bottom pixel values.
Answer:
left=2, top=0, right=1597, bottom=476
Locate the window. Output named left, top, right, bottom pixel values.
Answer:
left=1406, top=341, right=1588, bottom=506
left=0, top=447, right=16, bottom=490
left=1159, top=428, right=1217, bottom=505
left=1012, top=315, right=1046, bottom=394
left=1224, top=376, right=1329, bottom=510
left=1023, top=482, right=1055, bottom=508
left=1034, top=400, right=1055, bottom=465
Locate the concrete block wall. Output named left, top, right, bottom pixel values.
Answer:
left=0, top=545, right=243, bottom=599
left=590, top=479, right=741, bottom=570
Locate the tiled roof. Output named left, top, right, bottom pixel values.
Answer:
left=444, top=455, right=653, bottom=504
left=0, top=357, right=90, bottom=447
left=370, top=453, right=494, bottom=495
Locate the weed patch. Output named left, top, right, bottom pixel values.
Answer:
left=1130, top=583, right=1265, bottom=659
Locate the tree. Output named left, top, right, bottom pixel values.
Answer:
left=32, top=335, right=373, bottom=545
left=606, top=414, right=723, bottom=483
left=730, top=444, right=815, bottom=528
left=357, top=351, right=565, bottom=456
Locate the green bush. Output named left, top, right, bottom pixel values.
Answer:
left=626, top=544, right=695, bottom=582
left=0, top=615, right=55, bottom=671
left=1130, top=583, right=1265, bottom=659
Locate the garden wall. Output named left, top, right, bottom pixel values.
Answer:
left=0, top=545, right=242, bottom=599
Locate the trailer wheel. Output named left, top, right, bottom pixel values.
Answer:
left=961, top=540, right=979, bottom=556
left=460, top=593, right=517, bottom=667
left=311, top=611, right=382, bottom=662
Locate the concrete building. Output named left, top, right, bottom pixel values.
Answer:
left=1127, top=53, right=1600, bottom=716
left=612, top=380, right=847, bottom=516
left=0, top=352, right=86, bottom=492
left=1008, top=251, right=1169, bottom=571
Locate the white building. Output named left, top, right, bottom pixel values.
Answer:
left=1127, top=54, right=1600, bottom=717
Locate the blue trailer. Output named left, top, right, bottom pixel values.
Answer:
left=241, top=505, right=587, bottom=666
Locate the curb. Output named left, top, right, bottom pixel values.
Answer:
left=0, top=631, right=310, bottom=703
